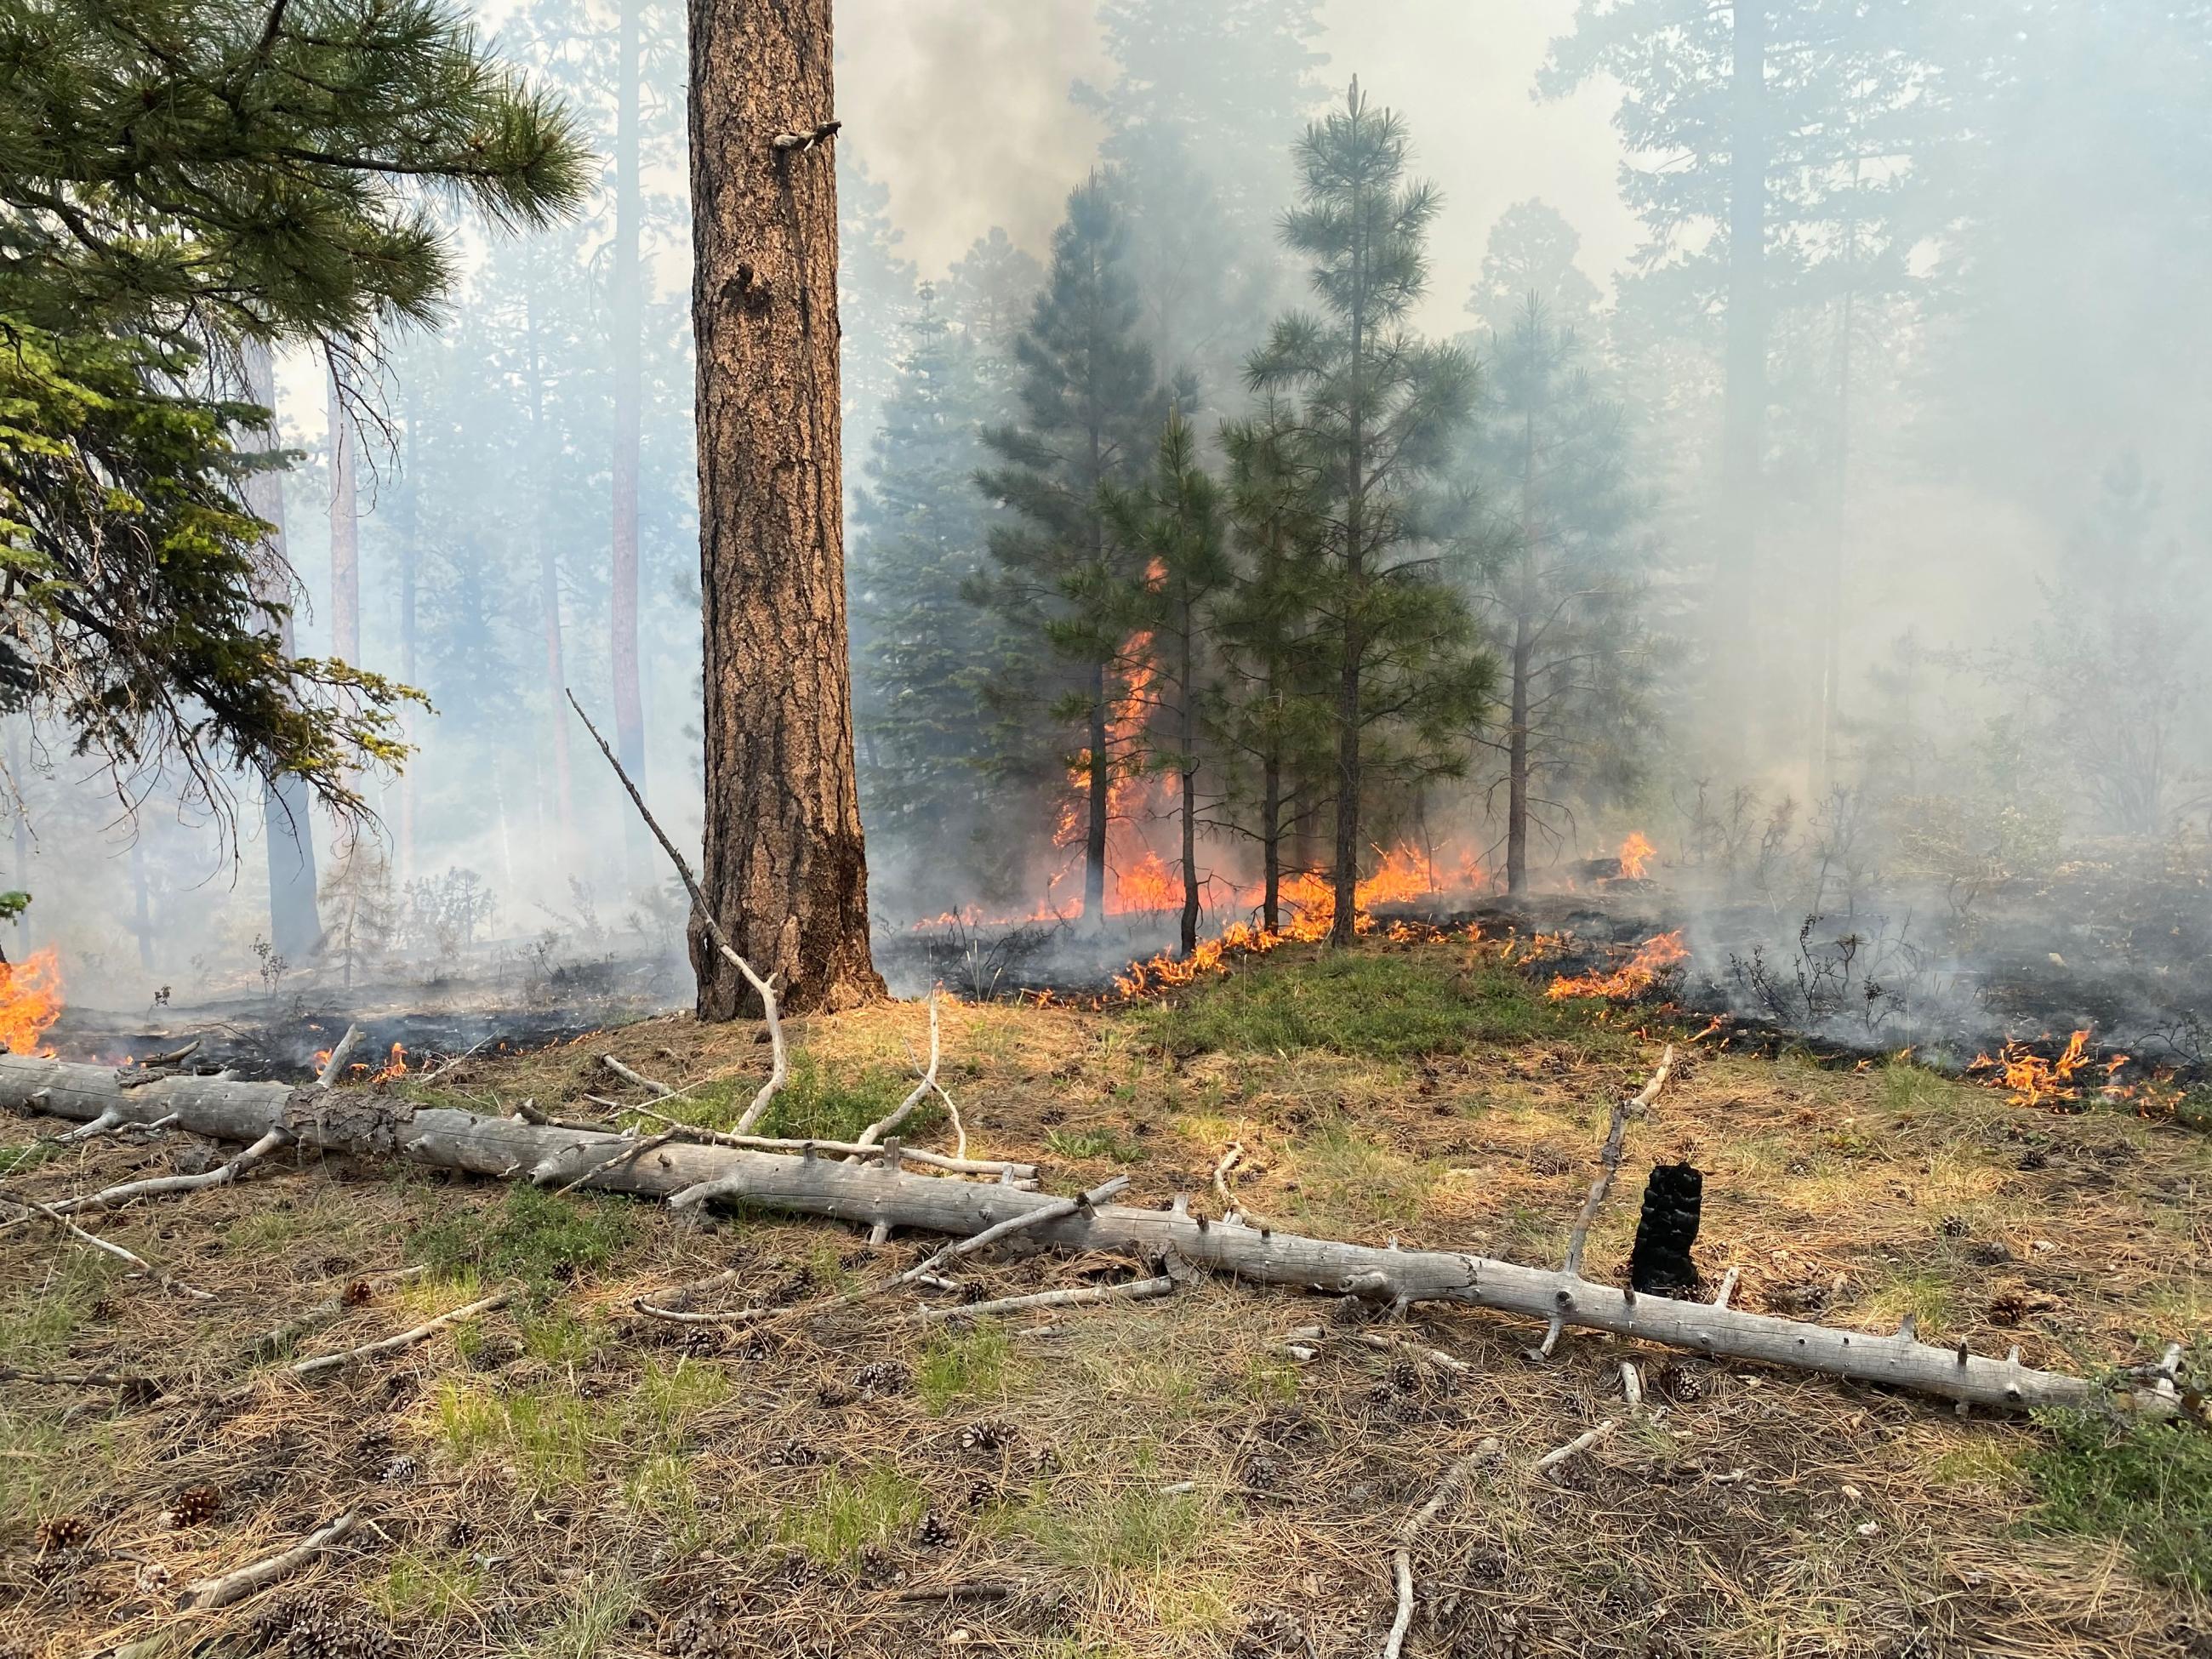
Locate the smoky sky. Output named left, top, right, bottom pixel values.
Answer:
left=835, top=0, right=1639, bottom=340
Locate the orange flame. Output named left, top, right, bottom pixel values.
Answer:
left=1617, top=832, right=1655, bottom=880
left=1545, top=931, right=1688, bottom=1001
left=0, top=947, right=63, bottom=1056
left=1968, top=1029, right=2103, bottom=1109
left=371, top=1042, right=408, bottom=1082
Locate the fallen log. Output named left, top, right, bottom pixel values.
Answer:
left=0, top=1052, right=2168, bottom=1417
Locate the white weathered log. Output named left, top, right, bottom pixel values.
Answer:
left=1381, top=1440, right=1501, bottom=1659
left=289, top=1291, right=512, bottom=1378
left=898, top=1275, right=1176, bottom=1325
left=176, top=1511, right=357, bottom=1610
left=0, top=1053, right=2165, bottom=1417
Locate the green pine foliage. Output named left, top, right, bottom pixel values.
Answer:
left=1247, top=81, right=1493, bottom=939
left=1102, top=408, right=1233, bottom=952
left=1465, top=294, right=1655, bottom=892
left=0, top=0, right=586, bottom=821
left=850, top=293, right=1024, bottom=913
left=972, top=176, right=1167, bottom=921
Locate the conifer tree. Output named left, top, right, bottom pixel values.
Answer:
left=1214, top=402, right=1331, bottom=932
left=973, top=177, right=1166, bottom=927
left=0, top=0, right=586, bottom=819
left=1249, top=83, right=1492, bottom=944
left=1468, top=297, right=1652, bottom=895
left=850, top=293, right=1014, bottom=912
left=1104, top=409, right=1232, bottom=954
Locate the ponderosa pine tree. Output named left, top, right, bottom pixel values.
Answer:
left=1468, top=296, right=1653, bottom=895
left=0, top=0, right=585, bottom=820
left=1214, top=402, right=1331, bottom=932
left=1103, top=409, right=1232, bottom=955
left=972, top=177, right=1165, bottom=929
left=688, top=0, right=884, bottom=1015
left=1249, top=82, right=1492, bottom=944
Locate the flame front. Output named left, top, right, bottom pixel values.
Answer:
left=1545, top=930, right=1688, bottom=1001
left=0, top=947, right=63, bottom=1056
left=1617, top=832, right=1655, bottom=879
left=1969, top=1029, right=2110, bottom=1108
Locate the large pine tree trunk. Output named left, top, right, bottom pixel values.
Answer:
left=1085, top=668, right=1110, bottom=929
left=243, top=343, right=322, bottom=963
left=396, top=392, right=420, bottom=883
left=326, top=363, right=359, bottom=665
left=609, top=0, right=647, bottom=864
left=688, top=0, right=883, bottom=1018
left=1505, top=619, right=1531, bottom=898
left=1177, top=612, right=1200, bottom=955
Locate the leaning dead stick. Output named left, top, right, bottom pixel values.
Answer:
left=1380, top=1440, right=1502, bottom=1659
left=567, top=689, right=790, bottom=1134
left=1539, top=1044, right=1675, bottom=1357
left=858, top=987, right=941, bottom=1146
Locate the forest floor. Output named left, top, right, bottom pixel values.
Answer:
left=4, top=933, right=2211, bottom=1659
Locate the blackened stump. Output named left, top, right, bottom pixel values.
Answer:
left=1629, top=1162, right=1702, bottom=1296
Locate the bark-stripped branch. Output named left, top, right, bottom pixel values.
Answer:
left=857, top=987, right=939, bottom=1146
left=289, top=1291, right=512, bottom=1378
left=1382, top=1440, right=1502, bottom=1659
left=566, top=688, right=789, bottom=1126
left=1541, top=1044, right=1674, bottom=1356
left=176, top=1510, right=358, bottom=1610
left=0, top=1187, right=213, bottom=1300
left=899, top=1275, right=1176, bottom=1325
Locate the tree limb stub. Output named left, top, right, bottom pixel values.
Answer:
left=0, top=1052, right=2170, bottom=1417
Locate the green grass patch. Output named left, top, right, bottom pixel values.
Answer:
left=0, top=1139, right=60, bottom=1178
left=369, top=1549, right=487, bottom=1622
left=1021, top=1481, right=1211, bottom=1572
left=408, top=1183, right=631, bottom=1296
left=1286, top=1121, right=1438, bottom=1234
left=431, top=1381, right=595, bottom=1493
left=1129, top=948, right=1609, bottom=1060
left=665, top=1052, right=939, bottom=1143
left=2024, top=1411, right=2212, bottom=1596
left=1045, top=1126, right=1149, bottom=1164
left=628, top=1355, right=733, bottom=1451
left=0, top=1252, right=112, bottom=1366
left=523, top=1574, right=641, bottom=1659
left=916, top=1322, right=1016, bottom=1414
left=780, top=1461, right=927, bottom=1564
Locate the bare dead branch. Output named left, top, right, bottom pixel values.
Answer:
left=1382, top=1439, right=1502, bottom=1659
left=289, top=1291, right=511, bottom=1379
left=899, top=1274, right=1175, bottom=1325
left=177, top=1510, right=358, bottom=1610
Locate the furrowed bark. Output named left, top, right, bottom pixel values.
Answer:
left=687, top=0, right=882, bottom=1017
left=0, top=1054, right=2164, bottom=1417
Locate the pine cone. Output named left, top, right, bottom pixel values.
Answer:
left=34, top=1514, right=88, bottom=1553
left=169, top=1484, right=222, bottom=1527
left=916, top=1509, right=952, bottom=1548
left=1230, top=1608, right=1307, bottom=1658
left=1464, top=1543, right=1508, bottom=1582
left=1240, top=1452, right=1286, bottom=1493
left=87, top=1297, right=119, bottom=1321
left=268, top=1593, right=396, bottom=1659
left=2016, top=1149, right=2050, bottom=1172
left=816, top=1379, right=857, bottom=1409
left=1939, top=1214, right=1971, bottom=1239
left=134, top=1560, right=173, bottom=1597
left=1388, top=1358, right=1422, bottom=1395
left=1988, top=1290, right=2030, bottom=1326
left=853, top=1360, right=909, bottom=1398
left=763, top=1438, right=822, bottom=1468
left=964, top=1476, right=996, bottom=1512
left=341, top=1280, right=374, bottom=1308
left=1025, top=1441, right=1062, bottom=1477
left=377, top=1453, right=419, bottom=1485
left=957, top=1418, right=1015, bottom=1454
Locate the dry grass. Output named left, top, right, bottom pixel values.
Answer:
left=2, top=939, right=2208, bottom=1658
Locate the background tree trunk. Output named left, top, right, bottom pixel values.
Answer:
left=243, top=341, right=322, bottom=963
left=525, top=288, right=577, bottom=867
left=326, top=362, right=359, bottom=665
left=688, top=0, right=883, bottom=1018
left=610, top=0, right=647, bottom=875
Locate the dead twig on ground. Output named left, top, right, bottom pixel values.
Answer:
left=0, top=1187, right=213, bottom=1301
left=289, top=1291, right=512, bottom=1379
left=898, top=1275, right=1175, bottom=1325
left=1533, top=1418, right=1618, bottom=1478
left=176, top=1510, right=358, bottom=1610
left=1382, top=1439, right=1501, bottom=1659
left=858, top=986, right=940, bottom=1146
